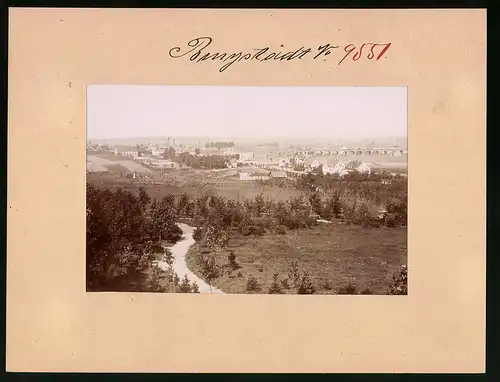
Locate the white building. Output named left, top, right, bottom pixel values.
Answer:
left=151, top=148, right=164, bottom=157
left=114, top=146, right=139, bottom=157
left=239, top=171, right=269, bottom=181
left=238, top=152, right=255, bottom=161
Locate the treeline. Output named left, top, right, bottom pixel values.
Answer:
left=295, top=171, right=407, bottom=207
left=175, top=152, right=231, bottom=169
left=177, top=190, right=405, bottom=245
left=86, top=184, right=198, bottom=292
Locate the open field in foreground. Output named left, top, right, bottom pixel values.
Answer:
left=185, top=223, right=407, bottom=295
left=87, top=172, right=305, bottom=202
left=87, top=154, right=152, bottom=174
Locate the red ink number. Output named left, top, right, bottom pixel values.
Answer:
left=338, top=43, right=391, bottom=65
left=353, top=43, right=367, bottom=61
left=338, top=44, right=356, bottom=66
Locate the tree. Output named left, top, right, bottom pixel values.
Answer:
left=246, top=274, right=261, bottom=292
left=309, top=192, right=323, bottom=217
left=268, top=274, right=284, bottom=294
left=195, top=148, right=201, bottom=155
left=227, top=251, right=240, bottom=271
left=148, top=196, right=179, bottom=242
left=287, top=260, right=301, bottom=289
left=204, top=224, right=229, bottom=250
left=253, top=193, right=265, bottom=216
left=196, top=254, right=224, bottom=294
left=138, top=187, right=151, bottom=209
left=178, top=275, right=200, bottom=293
left=324, top=191, right=342, bottom=219
left=177, top=193, right=190, bottom=216
left=297, top=271, right=316, bottom=294
left=163, top=147, right=176, bottom=159
left=150, top=265, right=166, bottom=292
left=388, top=265, right=408, bottom=295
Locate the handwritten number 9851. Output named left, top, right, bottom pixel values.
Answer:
left=338, top=43, right=391, bottom=66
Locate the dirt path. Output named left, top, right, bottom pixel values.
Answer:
left=157, top=223, right=225, bottom=294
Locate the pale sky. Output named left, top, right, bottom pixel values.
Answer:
left=87, top=85, right=407, bottom=140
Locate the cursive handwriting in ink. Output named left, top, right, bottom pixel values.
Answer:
left=169, top=37, right=312, bottom=73
left=338, top=43, right=391, bottom=66
left=313, top=44, right=340, bottom=59
left=169, top=37, right=392, bottom=72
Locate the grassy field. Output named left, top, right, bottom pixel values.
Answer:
left=87, top=171, right=306, bottom=202
left=185, top=223, right=407, bottom=295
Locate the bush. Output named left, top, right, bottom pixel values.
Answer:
left=338, top=283, right=358, bottom=295
left=384, top=212, right=398, bottom=227
left=321, top=280, right=334, bottom=290
left=177, top=275, right=199, bottom=293
left=227, top=251, right=240, bottom=270
left=165, top=223, right=183, bottom=242
left=354, top=202, right=379, bottom=227
left=237, top=271, right=243, bottom=278
left=272, top=224, right=287, bottom=235
left=193, top=227, right=203, bottom=241
left=240, top=224, right=265, bottom=237
left=387, top=265, right=408, bottom=295
left=360, top=287, right=373, bottom=295
left=287, top=260, right=301, bottom=288
left=246, top=274, right=261, bottom=292
left=268, top=274, right=285, bottom=294
left=149, top=265, right=167, bottom=293
left=297, top=271, right=316, bottom=294
left=385, top=197, right=407, bottom=227
left=280, top=278, right=290, bottom=289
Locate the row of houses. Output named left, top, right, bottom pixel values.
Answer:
left=249, top=157, right=407, bottom=178
left=238, top=170, right=287, bottom=181
left=134, top=157, right=180, bottom=169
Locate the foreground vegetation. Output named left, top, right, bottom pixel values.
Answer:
left=186, top=223, right=407, bottom=295
left=86, top=184, right=199, bottom=292
left=87, top=168, right=407, bottom=294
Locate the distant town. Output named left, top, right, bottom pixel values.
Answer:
left=87, top=134, right=407, bottom=296
left=87, top=136, right=408, bottom=180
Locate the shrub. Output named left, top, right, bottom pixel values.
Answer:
left=280, top=278, right=290, bottom=289
left=273, top=224, right=287, bottom=235
left=191, top=282, right=200, bottom=293
left=385, top=197, right=407, bottom=227
left=196, top=254, right=224, bottom=294
left=321, top=280, right=334, bottom=290
left=149, top=265, right=166, bottom=293
left=227, top=251, right=240, bottom=270
left=162, top=249, right=174, bottom=267
left=360, top=287, right=373, bottom=295
left=193, top=227, right=203, bottom=241
left=246, top=274, right=261, bottom=292
left=268, top=274, right=285, bottom=294
left=287, top=260, right=301, bottom=288
left=384, top=212, right=398, bottom=227
left=387, top=265, right=408, bottom=295
left=237, top=271, right=243, bottom=278
left=338, top=283, right=358, bottom=295
left=240, top=224, right=265, bottom=237
left=178, top=275, right=199, bottom=293
left=355, top=202, right=379, bottom=227
left=165, top=223, right=183, bottom=243
left=297, top=271, right=316, bottom=294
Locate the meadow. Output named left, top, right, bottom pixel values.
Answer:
left=185, top=223, right=407, bottom=295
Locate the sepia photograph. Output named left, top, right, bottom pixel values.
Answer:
left=86, top=85, right=408, bottom=295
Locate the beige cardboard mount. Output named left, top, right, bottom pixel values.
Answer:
left=7, top=8, right=486, bottom=373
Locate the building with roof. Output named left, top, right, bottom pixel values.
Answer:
left=114, top=146, right=139, bottom=157
left=269, top=171, right=287, bottom=179
left=357, top=161, right=408, bottom=175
